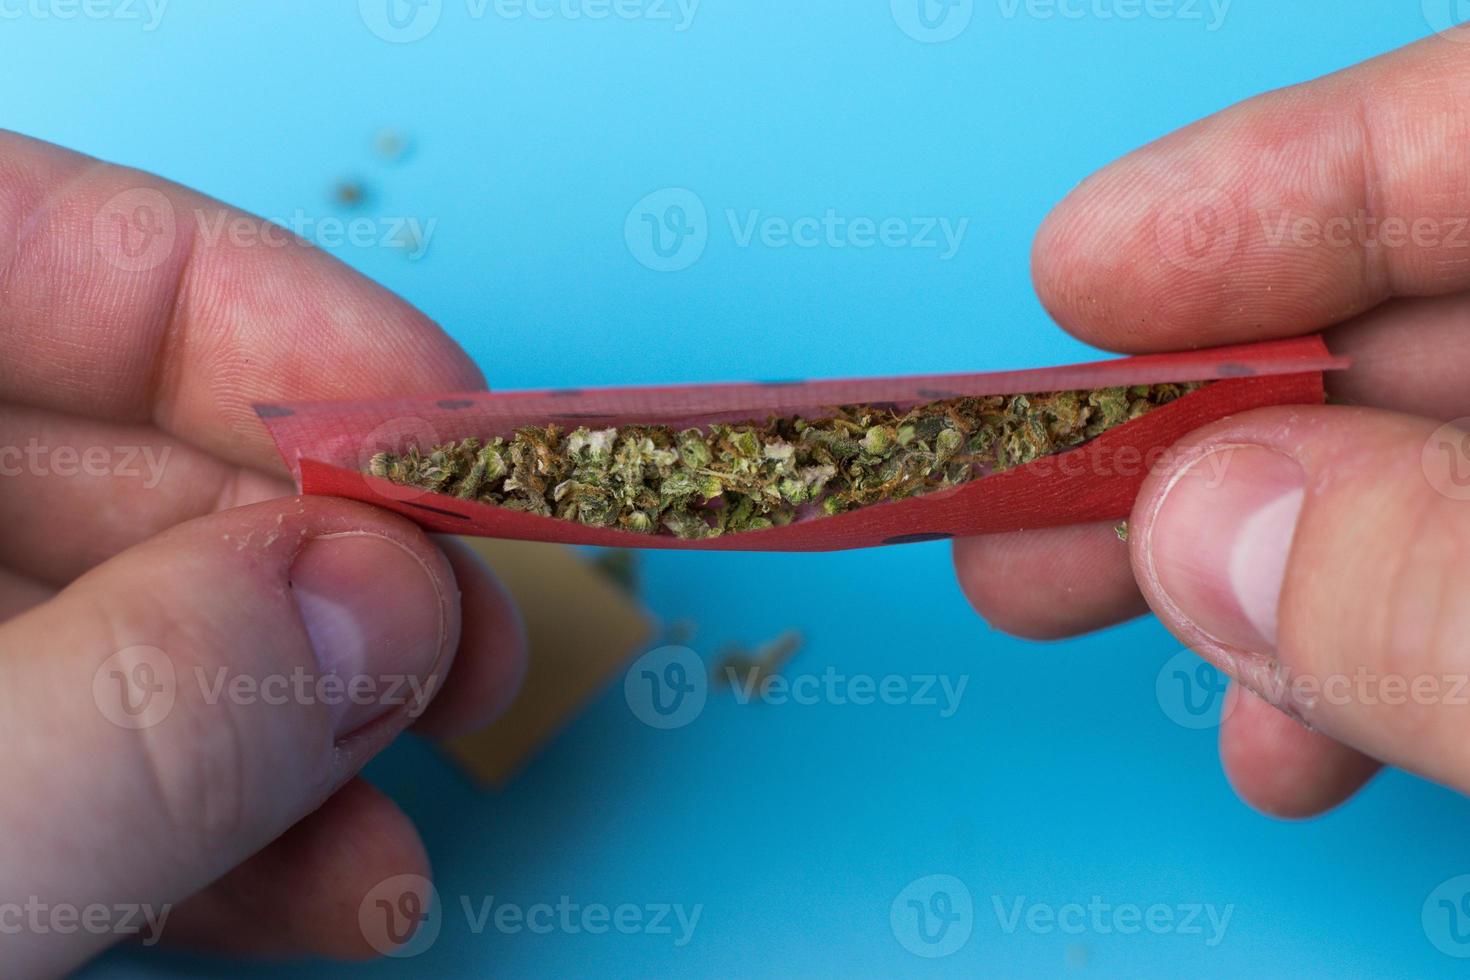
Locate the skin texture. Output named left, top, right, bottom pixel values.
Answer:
left=8, top=29, right=1470, bottom=975
left=0, top=130, right=527, bottom=975
left=955, top=32, right=1470, bottom=818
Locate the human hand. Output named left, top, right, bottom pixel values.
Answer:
left=0, top=132, right=526, bottom=976
left=953, top=34, right=1470, bottom=817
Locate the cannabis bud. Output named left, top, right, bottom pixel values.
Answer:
left=365, top=383, right=1201, bottom=539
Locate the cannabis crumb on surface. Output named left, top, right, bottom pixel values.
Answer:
left=331, top=178, right=370, bottom=208
left=714, top=630, right=804, bottom=692
left=367, top=383, right=1203, bottom=539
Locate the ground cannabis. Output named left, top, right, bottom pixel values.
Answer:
left=714, top=630, right=805, bottom=693
left=368, top=382, right=1203, bottom=539
left=588, top=549, right=639, bottom=595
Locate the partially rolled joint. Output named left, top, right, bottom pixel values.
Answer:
left=368, top=382, right=1205, bottom=539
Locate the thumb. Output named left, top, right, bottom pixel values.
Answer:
left=1131, top=405, right=1470, bottom=793
left=0, top=497, right=458, bottom=976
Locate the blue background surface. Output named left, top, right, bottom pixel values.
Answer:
left=4, top=2, right=1465, bottom=976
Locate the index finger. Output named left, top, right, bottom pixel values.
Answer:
left=0, top=131, right=484, bottom=474
left=1033, top=33, right=1470, bottom=353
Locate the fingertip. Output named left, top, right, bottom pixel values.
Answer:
left=1031, top=177, right=1119, bottom=347
left=159, top=779, right=432, bottom=960
left=0, top=130, right=490, bottom=473
left=1031, top=154, right=1169, bottom=354
left=953, top=522, right=1147, bottom=641
left=411, top=537, right=528, bottom=739
left=1030, top=146, right=1256, bottom=354
left=1219, top=685, right=1380, bottom=820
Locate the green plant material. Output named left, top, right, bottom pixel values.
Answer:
left=587, top=549, right=640, bottom=595
left=373, top=127, right=413, bottom=162
left=331, top=178, right=370, bottom=208
left=1114, top=521, right=1130, bottom=542
left=662, top=619, right=698, bottom=647
left=713, top=630, right=805, bottom=693
left=368, top=382, right=1203, bottom=539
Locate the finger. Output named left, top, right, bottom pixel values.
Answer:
left=0, top=403, right=289, bottom=584
left=951, top=522, right=1145, bottom=640
left=1032, top=33, right=1470, bottom=353
left=1129, top=403, right=1470, bottom=794
left=950, top=290, right=1470, bottom=644
left=0, top=425, right=523, bottom=736
left=0, top=564, right=52, bottom=621
left=0, top=414, right=527, bottom=724
left=411, top=537, right=528, bottom=739
left=0, top=411, right=526, bottom=720
left=1218, top=684, right=1381, bottom=819
left=160, top=779, right=428, bottom=959
left=1326, top=292, right=1470, bottom=419
left=0, top=130, right=484, bottom=473
left=0, top=497, right=459, bottom=977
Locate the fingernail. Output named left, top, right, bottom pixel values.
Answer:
left=1145, top=446, right=1306, bottom=655
left=291, top=533, right=449, bottom=736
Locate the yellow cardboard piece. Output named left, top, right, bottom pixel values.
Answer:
left=442, top=539, right=654, bottom=787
